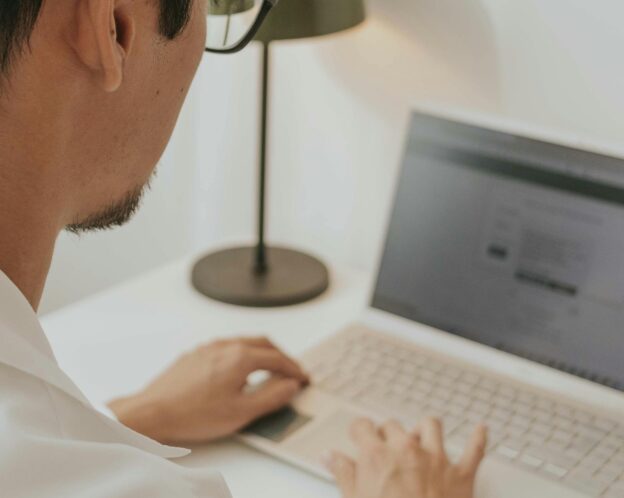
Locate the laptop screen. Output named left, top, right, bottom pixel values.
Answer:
left=372, top=111, right=624, bottom=391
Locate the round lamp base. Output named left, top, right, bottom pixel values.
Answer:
left=191, top=246, right=329, bottom=307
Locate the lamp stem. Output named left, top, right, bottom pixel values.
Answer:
left=255, top=41, right=271, bottom=274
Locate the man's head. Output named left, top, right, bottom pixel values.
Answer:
left=0, top=0, right=207, bottom=233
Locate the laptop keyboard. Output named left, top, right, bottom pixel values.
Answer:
left=306, top=327, right=624, bottom=497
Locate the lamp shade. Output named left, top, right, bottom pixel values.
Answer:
left=209, top=0, right=255, bottom=15
left=253, top=0, right=366, bottom=43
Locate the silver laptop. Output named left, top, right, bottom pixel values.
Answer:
left=240, top=108, right=624, bottom=498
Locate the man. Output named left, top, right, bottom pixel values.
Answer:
left=0, top=1, right=487, bottom=497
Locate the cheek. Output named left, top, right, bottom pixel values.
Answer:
left=137, top=10, right=207, bottom=171
left=184, top=1, right=208, bottom=74
left=168, top=12, right=206, bottom=99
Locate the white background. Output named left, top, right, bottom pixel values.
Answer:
left=40, top=0, right=624, bottom=314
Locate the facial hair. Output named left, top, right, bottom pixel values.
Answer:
left=65, top=181, right=151, bottom=235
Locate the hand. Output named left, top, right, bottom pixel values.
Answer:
left=109, top=337, right=309, bottom=445
left=327, top=417, right=487, bottom=498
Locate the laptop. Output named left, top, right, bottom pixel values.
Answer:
left=240, top=108, right=624, bottom=498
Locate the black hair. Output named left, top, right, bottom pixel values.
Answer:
left=0, top=0, right=193, bottom=76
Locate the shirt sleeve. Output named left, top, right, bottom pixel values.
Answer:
left=1, top=432, right=232, bottom=498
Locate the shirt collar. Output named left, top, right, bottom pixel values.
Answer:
left=0, top=269, right=91, bottom=404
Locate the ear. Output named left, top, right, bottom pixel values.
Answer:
left=71, top=0, right=136, bottom=92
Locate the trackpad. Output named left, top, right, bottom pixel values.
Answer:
left=282, top=409, right=361, bottom=465
left=245, top=406, right=313, bottom=443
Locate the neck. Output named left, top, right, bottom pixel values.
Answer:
left=0, top=219, right=59, bottom=312
left=0, top=118, right=66, bottom=312
left=0, top=150, right=63, bottom=311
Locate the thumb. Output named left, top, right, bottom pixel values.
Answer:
left=244, top=377, right=301, bottom=419
left=325, top=451, right=356, bottom=498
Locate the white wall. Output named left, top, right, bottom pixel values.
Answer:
left=40, top=0, right=624, bottom=314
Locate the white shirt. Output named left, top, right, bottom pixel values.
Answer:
left=0, top=270, right=232, bottom=498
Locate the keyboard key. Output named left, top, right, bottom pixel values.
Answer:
left=490, top=406, right=512, bottom=422
left=486, top=430, right=506, bottom=449
left=446, top=401, right=465, bottom=417
left=434, top=386, right=453, bottom=401
left=546, top=439, right=567, bottom=453
left=498, top=386, right=516, bottom=399
left=453, top=393, right=471, bottom=407
left=606, top=480, right=624, bottom=495
left=594, top=417, right=616, bottom=432
left=507, top=424, right=527, bottom=439
left=594, top=466, right=620, bottom=486
left=536, top=398, right=554, bottom=411
left=574, top=410, right=593, bottom=424
left=570, top=435, right=599, bottom=454
left=456, top=381, right=474, bottom=395
left=555, top=416, right=575, bottom=431
left=503, top=437, right=527, bottom=453
left=487, top=417, right=505, bottom=432
left=542, top=462, right=568, bottom=479
left=480, top=378, right=498, bottom=392
left=601, top=458, right=624, bottom=476
left=530, top=422, right=551, bottom=438
left=442, top=416, right=462, bottom=436
left=565, top=446, right=585, bottom=461
left=510, top=415, right=530, bottom=430
left=470, top=400, right=489, bottom=415
left=517, top=392, right=535, bottom=405
left=495, top=445, right=520, bottom=460
left=580, top=456, right=606, bottom=474
left=525, top=432, right=545, bottom=445
left=473, top=387, right=492, bottom=402
left=443, top=366, right=461, bottom=379
left=514, top=403, right=533, bottom=416
left=525, top=446, right=575, bottom=471
left=577, top=424, right=607, bottom=441
left=464, top=372, right=480, bottom=385
left=533, top=409, right=551, bottom=424
left=465, top=411, right=486, bottom=424
left=590, top=443, right=617, bottom=460
left=610, top=450, right=624, bottom=466
left=551, top=429, right=573, bottom=445
left=520, top=453, right=543, bottom=469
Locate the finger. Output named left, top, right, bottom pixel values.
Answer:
left=421, top=417, right=447, bottom=461
left=242, top=347, right=309, bottom=383
left=325, top=451, right=356, bottom=498
left=411, top=423, right=422, bottom=439
left=380, top=419, right=409, bottom=448
left=243, top=377, right=301, bottom=420
left=350, top=418, right=383, bottom=451
left=457, top=424, right=487, bottom=476
left=236, top=336, right=277, bottom=349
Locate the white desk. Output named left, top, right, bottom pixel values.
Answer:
left=41, top=252, right=371, bottom=498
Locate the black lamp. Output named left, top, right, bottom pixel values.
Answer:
left=192, top=0, right=366, bottom=307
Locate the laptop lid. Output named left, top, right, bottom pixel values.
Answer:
left=372, top=111, right=624, bottom=392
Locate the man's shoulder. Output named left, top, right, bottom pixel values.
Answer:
left=0, top=361, right=116, bottom=444
left=0, top=362, right=64, bottom=438
left=0, top=364, right=232, bottom=498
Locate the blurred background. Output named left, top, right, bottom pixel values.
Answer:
left=40, top=0, right=624, bottom=314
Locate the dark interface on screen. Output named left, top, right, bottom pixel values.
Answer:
left=372, top=112, right=624, bottom=391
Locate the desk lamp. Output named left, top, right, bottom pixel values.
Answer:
left=192, top=0, right=366, bottom=307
